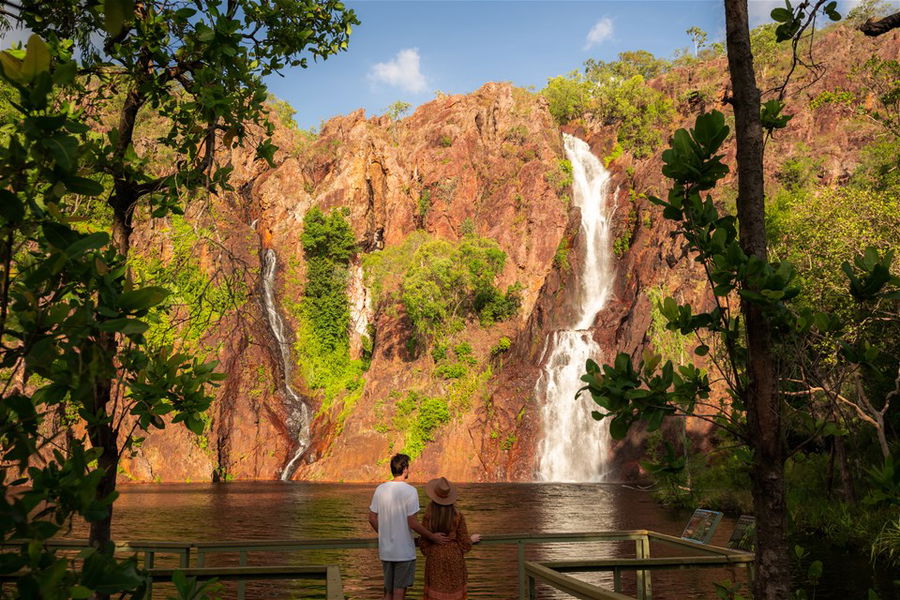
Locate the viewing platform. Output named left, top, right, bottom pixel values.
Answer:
left=1, top=530, right=754, bottom=600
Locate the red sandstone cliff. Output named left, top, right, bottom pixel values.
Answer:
left=118, top=25, right=897, bottom=483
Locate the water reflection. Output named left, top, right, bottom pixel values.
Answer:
left=61, top=482, right=889, bottom=599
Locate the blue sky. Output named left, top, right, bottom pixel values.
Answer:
left=264, top=0, right=883, bottom=130
left=267, top=1, right=728, bottom=129
left=1, top=1, right=892, bottom=130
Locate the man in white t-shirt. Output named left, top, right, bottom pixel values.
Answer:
left=368, top=453, right=447, bottom=600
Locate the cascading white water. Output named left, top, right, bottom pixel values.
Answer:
left=536, top=134, right=615, bottom=482
left=261, top=248, right=310, bottom=480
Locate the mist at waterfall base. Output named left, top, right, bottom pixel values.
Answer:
left=537, top=134, right=615, bottom=482
left=98, top=483, right=892, bottom=600
left=261, top=248, right=309, bottom=480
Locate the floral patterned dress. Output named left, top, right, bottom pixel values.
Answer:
left=419, top=508, right=473, bottom=600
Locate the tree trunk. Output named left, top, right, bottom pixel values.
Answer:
left=834, top=435, right=856, bottom=504
left=87, top=208, right=133, bottom=600
left=87, top=344, right=120, bottom=600
left=723, top=1, right=791, bottom=599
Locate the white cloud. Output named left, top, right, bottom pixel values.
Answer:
left=368, top=48, right=427, bottom=94
left=584, top=17, right=614, bottom=50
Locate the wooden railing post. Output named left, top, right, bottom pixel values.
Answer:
left=145, top=551, right=154, bottom=600
left=518, top=540, right=526, bottom=600
left=635, top=533, right=652, bottom=600
left=326, top=565, right=344, bottom=600
left=237, top=550, right=248, bottom=600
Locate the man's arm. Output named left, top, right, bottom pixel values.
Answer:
left=407, top=514, right=448, bottom=544
left=368, top=510, right=378, bottom=533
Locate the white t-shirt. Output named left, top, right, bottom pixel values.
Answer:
left=369, top=480, right=420, bottom=561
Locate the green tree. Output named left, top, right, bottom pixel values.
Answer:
left=385, top=100, right=412, bottom=121
left=541, top=71, right=594, bottom=124
left=686, top=26, right=709, bottom=55
left=301, top=207, right=357, bottom=351
left=577, top=3, right=899, bottom=595
left=1, top=0, right=357, bottom=594
left=584, top=50, right=670, bottom=81
left=0, top=36, right=222, bottom=599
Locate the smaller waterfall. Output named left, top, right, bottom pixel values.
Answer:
left=261, top=248, right=310, bottom=480
left=536, top=134, right=615, bottom=482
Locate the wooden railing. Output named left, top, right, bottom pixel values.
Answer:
left=1, top=530, right=753, bottom=600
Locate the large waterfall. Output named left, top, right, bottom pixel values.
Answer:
left=536, top=134, right=615, bottom=482
left=261, top=248, right=310, bottom=480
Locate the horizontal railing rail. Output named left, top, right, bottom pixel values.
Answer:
left=526, top=561, right=634, bottom=600
left=2, top=530, right=753, bottom=600
left=146, top=565, right=343, bottom=600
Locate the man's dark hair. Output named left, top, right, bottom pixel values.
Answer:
left=390, top=453, right=410, bottom=477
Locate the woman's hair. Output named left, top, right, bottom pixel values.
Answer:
left=427, top=501, right=457, bottom=534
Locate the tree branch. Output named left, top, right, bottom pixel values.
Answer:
left=860, top=11, right=900, bottom=36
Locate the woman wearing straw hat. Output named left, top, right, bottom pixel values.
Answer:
left=419, top=477, right=481, bottom=600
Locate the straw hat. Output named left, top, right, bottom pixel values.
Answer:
left=425, top=477, right=458, bottom=505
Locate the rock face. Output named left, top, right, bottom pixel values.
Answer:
left=120, top=26, right=896, bottom=483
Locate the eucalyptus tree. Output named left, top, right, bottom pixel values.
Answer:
left=0, top=1, right=358, bottom=596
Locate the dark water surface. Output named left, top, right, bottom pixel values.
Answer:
left=82, top=482, right=891, bottom=600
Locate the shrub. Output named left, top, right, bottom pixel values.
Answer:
left=394, top=392, right=451, bottom=458
left=434, top=363, right=466, bottom=379
left=453, top=341, right=475, bottom=363
left=431, top=342, right=448, bottom=362
left=365, top=233, right=522, bottom=338
left=417, top=189, right=431, bottom=222
left=775, top=153, right=824, bottom=192
left=438, top=134, right=453, bottom=147
left=490, top=337, right=512, bottom=356
left=504, top=125, right=528, bottom=144
left=476, top=283, right=522, bottom=325
left=554, top=237, right=571, bottom=272
left=547, top=159, right=574, bottom=194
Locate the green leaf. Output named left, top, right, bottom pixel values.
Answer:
left=65, top=231, right=109, bottom=257
left=770, top=7, right=792, bottom=21
left=64, top=176, right=105, bottom=196
left=0, top=190, right=24, bottom=224
left=694, top=344, right=709, bottom=356
left=118, top=287, right=170, bottom=312
left=609, top=416, right=630, bottom=440
left=70, top=586, right=92, bottom=599
left=53, top=59, right=77, bottom=85
left=0, top=51, right=23, bottom=82
left=42, top=222, right=78, bottom=250
left=43, top=135, right=79, bottom=171
left=104, top=0, right=132, bottom=36
left=21, top=35, right=51, bottom=81
left=98, top=318, right=149, bottom=335
left=807, top=560, right=822, bottom=580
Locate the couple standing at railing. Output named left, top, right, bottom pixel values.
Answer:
left=368, top=453, right=482, bottom=600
